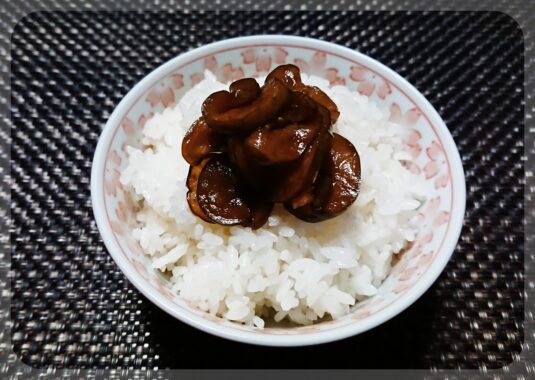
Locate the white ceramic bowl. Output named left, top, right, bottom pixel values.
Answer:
left=91, top=35, right=466, bottom=346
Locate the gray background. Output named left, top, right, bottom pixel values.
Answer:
left=1, top=0, right=533, bottom=378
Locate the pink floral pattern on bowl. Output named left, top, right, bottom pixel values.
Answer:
left=92, top=36, right=465, bottom=345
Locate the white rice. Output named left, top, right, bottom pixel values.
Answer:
left=120, top=70, right=427, bottom=326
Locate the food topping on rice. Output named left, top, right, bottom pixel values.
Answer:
left=182, top=65, right=361, bottom=229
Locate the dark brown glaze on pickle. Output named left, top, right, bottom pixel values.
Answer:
left=182, top=117, right=225, bottom=165
left=227, top=137, right=267, bottom=188
left=182, top=64, right=359, bottom=229
left=266, top=64, right=340, bottom=123
left=244, top=120, right=322, bottom=165
left=270, top=128, right=332, bottom=203
left=249, top=199, right=274, bottom=230
left=228, top=78, right=261, bottom=106
left=196, top=157, right=251, bottom=226
left=320, top=133, right=361, bottom=214
left=186, top=154, right=274, bottom=229
left=285, top=133, right=361, bottom=222
left=277, top=90, right=318, bottom=124
left=186, top=157, right=215, bottom=224
left=201, top=78, right=290, bottom=134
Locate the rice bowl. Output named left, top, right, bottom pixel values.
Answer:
left=91, top=35, right=465, bottom=345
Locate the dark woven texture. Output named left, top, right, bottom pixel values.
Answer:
left=9, top=10, right=524, bottom=370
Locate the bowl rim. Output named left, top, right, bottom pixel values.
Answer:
left=91, top=34, right=466, bottom=346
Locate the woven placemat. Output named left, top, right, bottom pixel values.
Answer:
left=9, top=10, right=524, bottom=370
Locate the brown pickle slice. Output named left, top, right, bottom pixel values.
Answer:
left=286, top=133, right=361, bottom=222
left=227, top=137, right=269, bottom=189
left=244, top=118, right=322, bottom=165
left=267, top=105, right=332, bottom=202
left=249, top=200, right=274, bottom=230
left=277, top=91, right=318, bottom=124
left=269, top=129, right=332, bottom=203
left=186, top=157, right=215, bottom=223
left=285, top=202, right=326, bottom=223
left=302, top=86, right=340, bottom=125
left=182, top=117, right=225, bottom=165
left=265, top=64, right=302, bottom=88
left=289, top=187, right=315, bottom=209
left=202, top=78, right=290, bottom=134
left=196, top=156, right=252, bottom=226
left=188, top=154, right=272, bottom=229
left=266, top=64, right=339, bottom=123
left=320, top=133, right=361, bottom=214
left=229, top=78, right=261, bottom=106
